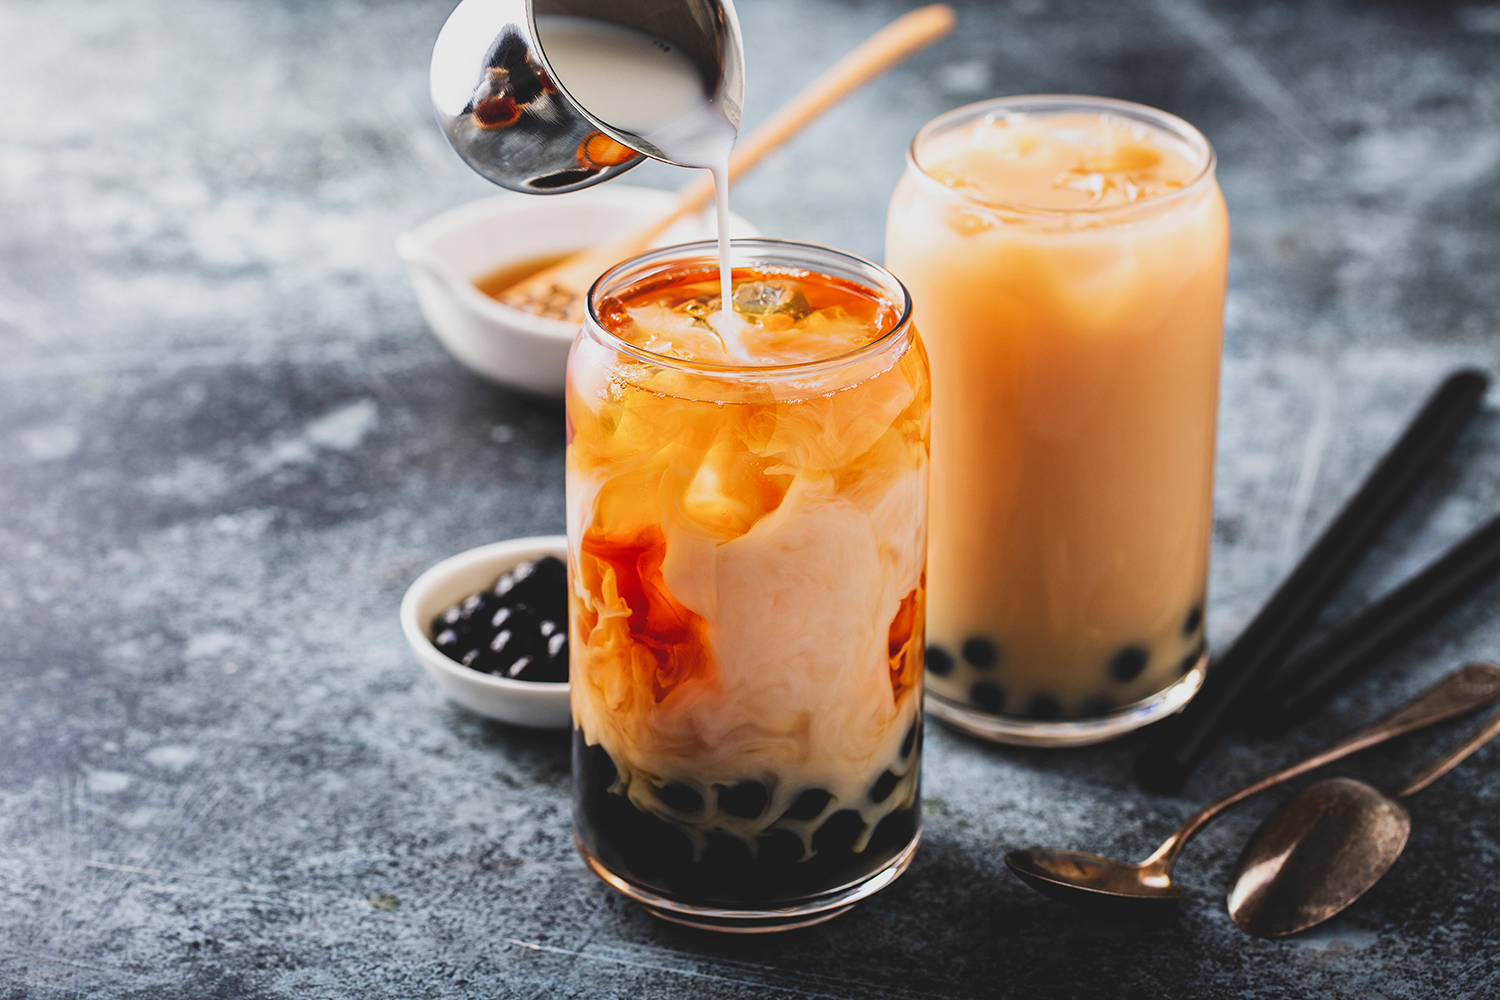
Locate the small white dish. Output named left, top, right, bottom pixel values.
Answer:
left=396, top=185, right=759, bottom=397
left=400, top=535, right=571, bottom=729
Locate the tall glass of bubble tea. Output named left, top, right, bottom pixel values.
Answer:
left=566, top=239, right=931, bottom=931
left=885, top=95, right=1229, bottom=746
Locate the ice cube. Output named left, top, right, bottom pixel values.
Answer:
left=732, top=281, right=812, bottom=321
left=681, top=295, right=720, bottom=320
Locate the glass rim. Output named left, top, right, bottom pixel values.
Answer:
left=583, top=238, right=915, bottom=380
left=906, top=94, right=1219, bottom=219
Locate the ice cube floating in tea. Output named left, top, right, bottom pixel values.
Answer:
left=887, top=101, right=1227, bottom=739
left=566, top=251, right=929, bottom=913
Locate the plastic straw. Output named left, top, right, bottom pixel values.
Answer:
left=1251, top=511, right=1500, bottom=736
left=1133, top=368, right=1491, bottom=793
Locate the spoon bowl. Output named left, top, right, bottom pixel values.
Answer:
left=1228, top=700, right=1500, bottom=937
left=1226, top=777, right=1409, bottom=937
left=1005, top=849, right=1180, bottom=915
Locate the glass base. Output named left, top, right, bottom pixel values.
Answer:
left=926, top=651, right=1208, bottom=747
left=574, top=827, right=921, bottom=933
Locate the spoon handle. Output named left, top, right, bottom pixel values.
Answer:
left=1148, top=662, right=1500, bottom=866
left=1396, top=703, right=1500, bottom=798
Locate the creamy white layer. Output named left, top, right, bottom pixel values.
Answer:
left=568, top=463, right=924, bottom=848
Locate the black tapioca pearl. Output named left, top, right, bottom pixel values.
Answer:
left=507, top=655, right=564, bottom=682
left=864, top=805, right=920, bottom=860
left=619, top=807, right=693, bottom=882
left=1183, top=605, right=1203, bottom=636
left=811, top=809, right=865, bottom=855
left=961, top=637, right=999, bottom=669
left=969, top=681, right=1007, bottom=713
left=1109, top=646, right=1150, bottom=683
left=702, top=831, right=752, bottom=865
left=578, top=790, right=636, bottom=870
left=655, top=781, right=703, bottom=815
left=1079, top=695, right=1114, bottom=717
left=1025, top=693, right=1063, bottom=720
left=459, top=591, right=501, bottom=632
left=1179, top=642, right=1206, bottom=676
left=541, top=630, right=569, bottom=679
left=717, top=781, right=769, bottom=819
left=575, top=736, right=617, bottom=790
left=900, top=720, right=919, bottom=759
left=433, top=628, right=463, bottom=656
left=459, top=645, right=497, bottom=673
left=783, top=788, right=832, bottom=821
left=495, top=556, right=568, bottom=622
left=489, top=621, right=536, bottom=660
left=925, top=644, right=955, bottom=677
left=870, top=770, right=900, bottom=804
left=432, top=591, right=499, bottom=645
left=755, top=828, right=803, bottom=867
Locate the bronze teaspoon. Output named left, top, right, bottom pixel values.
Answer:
left=1005, top=662, right=1500, bottom=914
left=1228, top=699, right=1500, bottom=936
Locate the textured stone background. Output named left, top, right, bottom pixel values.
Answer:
left=1, top=1, right=1497, bottom=997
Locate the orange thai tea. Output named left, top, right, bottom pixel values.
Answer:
left=565, top=240, right=929, bottom=931
left=886, top=97, right=1229, bottom=746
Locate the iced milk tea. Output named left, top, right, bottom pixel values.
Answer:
left=566, top=240, right=930, bottom=930
left=885, top=97, right=1229, bottom=745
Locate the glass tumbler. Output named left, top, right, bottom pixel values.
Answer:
left=566, top=239, right=930, bottom=931
left=885, top=96, right=1229, bottom=746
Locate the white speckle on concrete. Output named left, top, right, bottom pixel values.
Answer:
left=85, top=769, right=132, bottom=794
left=143, top=745, right=198, bottom=770
left=18, top=424, right=81, bottom=461
left=256, top=437, right=317, bottom=471
left=1288, top=923, right=1380, bottom=953
left=305, top=398, right=378, bottom=452
left=249, top=398, right=378, bottom=476
left=143, top=456, right=232, bottom=502
left=121, top=806, right=158, bottom=829
left=211, top=509, right=274, bottom=536
left=185, top=631, right=236, bottom=659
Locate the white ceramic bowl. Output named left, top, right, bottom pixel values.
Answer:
left=396, top=185, right=759, bottom=397
left=400, top=535, right=571, bottom=729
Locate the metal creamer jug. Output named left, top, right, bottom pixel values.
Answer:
left=430, top=0, right=744, bottom=193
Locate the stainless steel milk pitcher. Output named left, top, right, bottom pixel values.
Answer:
left=430, top=0, right=745, bottom=193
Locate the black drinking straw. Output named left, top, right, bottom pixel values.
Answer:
left=1133, top=368, right=1491, bottom=794
left=1250, top=510, right=1500, bottom=737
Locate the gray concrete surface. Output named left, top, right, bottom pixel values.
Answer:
left=1, top=0, right=1497, bottom=997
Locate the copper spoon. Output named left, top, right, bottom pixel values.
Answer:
left=1005, top=662, right=1500, bottom=914
left=1227, top=699, right=1500, bottom=936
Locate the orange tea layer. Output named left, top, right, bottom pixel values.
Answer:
left=886, top=107, right=1227, bottom=720
left=566, top=265, right=929, bottom=850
